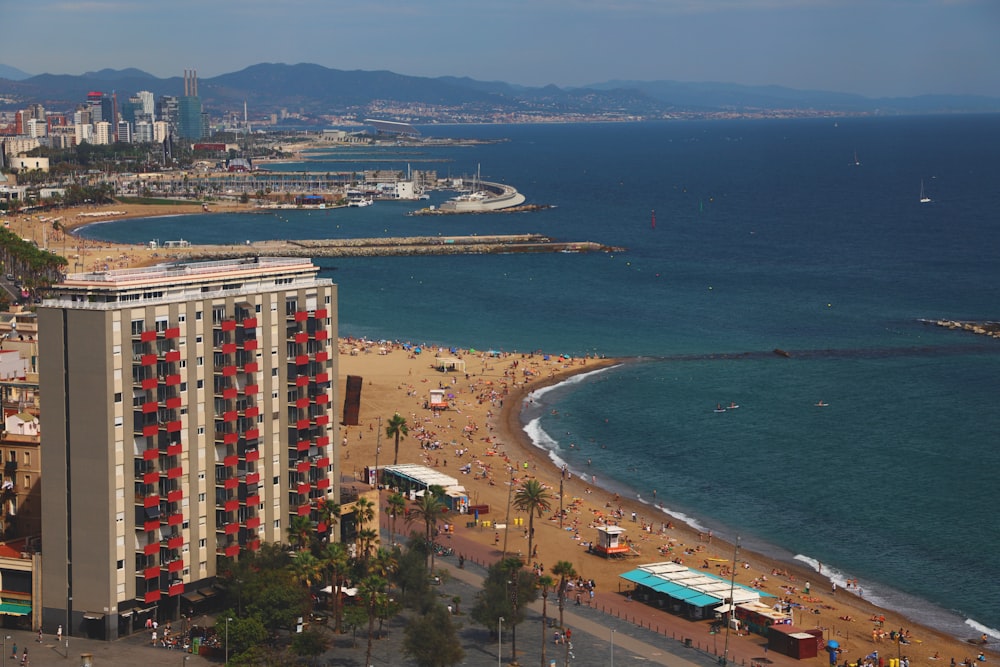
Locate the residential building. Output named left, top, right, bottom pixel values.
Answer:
left=39, top=257, right=339, bottom=640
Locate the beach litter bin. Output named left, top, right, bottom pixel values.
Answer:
left=80, top=654, right=94, bottom=667
left=685, top=638, right=693, bottom=648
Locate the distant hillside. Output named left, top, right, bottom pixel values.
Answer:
left=1, top=63, right=997, bottom=119
left=0, top=64, right=31, bottom=81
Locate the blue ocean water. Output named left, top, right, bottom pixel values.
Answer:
left=80, top=116, right=1000, bottom=639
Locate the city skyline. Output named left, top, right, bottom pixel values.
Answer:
left=3, top=0, right=999, bottom=99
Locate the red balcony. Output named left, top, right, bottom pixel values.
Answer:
left=165, top=374, right=181, bottom=386
left=243, top=317, right=257, bottom=329
left=144, top=543, right=159, bottom=556
left=225, top=544, right=240, bottom=557
left=223, top=387, right=238, bottom=400
left=315, top=372, right=330, bottom=384
left=144, top=519, right=160, bottom=532
left=142, top=377, right=158, bottom=390
left=314, top=415, right=330, bottom=427
left=223, top=410, right=238, bottom=422
left=297, top=503, right=311, bottom=516
left=224, top=432, right=238, bottom=445
left=144, top=590, right=161, bottom=603
left=248, top=539, right=261, bottom=552
left=244, top=406, right=260, bottom=419
left=167, top=559, right=184, bottom=573
left=315, top=308, right=328, bottom=319
left=221, top=343, right=237, bottom=355
left=166, top=420, right=182, bottom=432
left=295, top=332, right=308, bottom=344
left=296, top=418, right=310, bottom=431
left=297, top=482, right=310, bottom=495
left=315, top=351, right=329, bottom=362
left=143, top=494, right=160, bottom=508
left=224, top=478, right=239, bottom=490
left=245, top=428, right=260, bottom=440
left=296, top=439, right=311, bottom=452
left=225, top=522, right=240, bottom=535
left=295, top=397, right=310, bottom=409
left=164, top=350, right=181, bottom=363
left=168, top=582, right=184, bottom=597
left=166, top=466, right=183, bottom=479
left=142, top=401, right=158, bottom=414
left=314, top=330, right=329, bottom=341
left=315, top=456, right=330, bottom=468
left=244, top=361, right=259, bottom=373
left=143, top=448, right=159, bottom=461
left=315, top=393, right=329, bottom=406
left=143, top=471, right=158, bottom=485
left=315, top=478, right=330, bottom=490
left=164, top=327, right=181, bottom=339
left=245, top=450, right=260, bottom=464
left=141, top=354, right=157, bottom=366
left=315, top=435, right=330, bottom=447
left=167, top=489, right=182, bottom=503
left=245, top=494, right=260, bottom=506
left=144, top=566, right=159, bottom=580
left=166, top=442, right=182, bottom=456
left=140, top=330, right=158, bottom=343
left=245, top=471, right=260, bottom=485
left=296, top=461, right=310, bottom=473
left=143, top=424, right=159, bottom=437
left=224, top=454, right=238, bottom=467
left=222, top=365, right=237, bottom=377
left=166, top=535, right=183, bottom=549
left=221, top=320, right=237, bottom=332
left=246, top=517, right=261, bottom=530
left=295, top=355, right=309, bottom=366
left=243, top=339, right=258, bottom=352
left=167, top=512, right=183, bottom=526
left=244, top=384, right=259, bottom=395
left=295, top=376, right=309, bottom=387
left=224, top=499, right=239, bottom=512
left=165, top=396, right=182, bottom=410
left=294, top=311, right=308, bottom=321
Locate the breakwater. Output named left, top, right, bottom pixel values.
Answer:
left=152, top=234, right=621, bottom=263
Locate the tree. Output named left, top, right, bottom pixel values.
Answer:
left=470, top=558, right=539, bottom=658
left=406, top=492, right=447, bottom=570
left=359, top=574, right=389, bottom=667
left=537, top=574, right=555, bottom=667
left=213, top=609, right=268, bottom=660
left=320, top=541, right=350, bottom=633
left=316, top=498, right=341, bottom=543
left=551, top=560, right=577, bottom=633
left=386, top=492, right=406, bottom=545
left=403, top=603, right=465, bottom=667
left=244, top=568, right=311, bottom=633
left=513, top=478, right=552, bottom=562
left=289, top=551, right=322, bottom=594
left=287, top=514, right=313, bottom=551
left=290, top=628, right=329, bottom=664
left=385, top=412, right=409, bottom=465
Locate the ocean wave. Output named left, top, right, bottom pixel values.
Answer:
left=525, top=363, right=621, bottom=403
left=965, top=619, right=1000, bottom=640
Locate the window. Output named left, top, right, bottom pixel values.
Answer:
left=117, top=559, right=124, bottom=570
left=196, top=356, right=203, bottom=366
left=197, top=426, right=205, bottom=435
left=274, top=520, right=281, bottom=529
left=114, top=392, right=122, bottom=403
left=180, top=383, right=187, bottom=392
left=198, top=493, right=205, bottom=502
left=196, top=336, right=203, bottom=344
left=178, top=314, right=186, bottom=323
left=114, top=415, right=123, bottom=427
left=131, top=320, right=144, bottom=336
left=273, top=476, right=279, bottom=485
left=196, top=311, right=202, bottom=320
left=23, top=452, right=29, bottom=466
left=22, top=474, right=29, bottom=489
left=199, top=539, right=206, bottom=548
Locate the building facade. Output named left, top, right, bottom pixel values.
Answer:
left=38, top=257, right=339, bottom=640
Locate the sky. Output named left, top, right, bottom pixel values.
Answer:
left=3, top=0, right=1000, bottom=98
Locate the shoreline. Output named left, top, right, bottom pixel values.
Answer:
left=479, top=354, right=994, bottom=655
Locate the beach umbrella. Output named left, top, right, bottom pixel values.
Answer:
left=827, top=640, right=840, bottom=649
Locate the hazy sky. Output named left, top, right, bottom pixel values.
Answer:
left=4, top=0, right=999, bottom=98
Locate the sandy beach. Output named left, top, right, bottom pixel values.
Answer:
left=339, top=339, right=994, bottom=666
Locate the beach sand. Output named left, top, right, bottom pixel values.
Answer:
left=4, top=201, right=992, bottom=663
left=339, top=339, right=993, bottom=666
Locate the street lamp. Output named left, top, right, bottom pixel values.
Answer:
left=225, top=616, right=233, bottom=664
left=497, top=616, right=504, bottom=667
left=721, top=536, right=741, bottom=667
left=3, top=634, right=9, bottom=667
left=611, top=628, right=616, bottom=667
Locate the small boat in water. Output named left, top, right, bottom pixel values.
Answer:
left=815, top=400, right=829, bottom=407
left=714, top=404, right=727, bottom=413
left=728, top=402, right=740, bottom=410
left=920, top=180, right=932, bottom=204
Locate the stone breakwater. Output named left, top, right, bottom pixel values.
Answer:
left=149, top=234, right=622, bottom=263
left=921, top=318, right=1000, bottom=339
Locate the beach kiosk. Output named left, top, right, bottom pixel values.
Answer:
left=381, top=464, right=469, bottom=513
left=428, top=388, right=449, bottom=410
left=591, top=525, right=630, bottom=557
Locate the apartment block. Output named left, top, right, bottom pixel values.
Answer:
left=38, top=257, right=339, bottom=640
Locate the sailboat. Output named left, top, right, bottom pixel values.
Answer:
left=919, top=180, right=932, bottom=204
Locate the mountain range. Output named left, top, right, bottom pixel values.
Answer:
left=1, top=62, right=998, bottom=121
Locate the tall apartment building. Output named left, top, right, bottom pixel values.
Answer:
left=38, top=257, right=339, bottom=640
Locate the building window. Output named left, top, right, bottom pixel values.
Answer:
left=114, top=415, right=123, bottom=427
left=197, top=426, right=205, bottom=435
left=196, top=356, right=203, bottom=366
left=198, top=493, right=205, bottom=502
left=131, top=320, right=144, bottom=335
left=197, top=380, right=204, bottom=389
left=23, top=474, right=29, bottom=489
left=23, top=452, right=29, bottom=466
left=199, top=539, right=206, bottom=548
left=178, top=314, right=186, bottom=323
left=274, top=520, right=281, bottom=529
left=196, top=336, right=203, bottom=344
left=114, top=392, right=122, bottom=403
left=273, top=476, right=279, bottom=485
left=117, top=559, right=124, bottom=570
left=195, top=311, right=202, bottom=320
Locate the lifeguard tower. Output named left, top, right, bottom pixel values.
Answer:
left=591, top=525, right=630, bottom=557
left=428, top=388, right=448, bottom=410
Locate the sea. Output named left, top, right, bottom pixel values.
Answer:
left=78, top=115, right=1000, bottom=642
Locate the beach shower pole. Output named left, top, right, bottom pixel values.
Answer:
left=559, top=475, right=564, bottom=530
left=721, top=536, right=741, bottom=666
left=502, top=465, right=513, bottom=558
left=498, top=616, right=504, bottom=667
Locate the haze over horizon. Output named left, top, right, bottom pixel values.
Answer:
left=3, top=0, right=999, bottom=99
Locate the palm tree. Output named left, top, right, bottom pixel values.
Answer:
left=538, top=574, right=555, bottom=667
left=359, top=574, right=388, bottom=667
left=287, top=514, right=313, bottom=552
left=289, top=551, right=322, bottom=588
left=385, top=412, right=409, bottom=465
left=406, top=492, right=447, bottom=570
left=321, top=542, right=350, bottom=633
left=513, top=479, right=552, bottom=562
left=316, top=498, right=341, bottom=543
left=386, top=492, right=406, bottom=545
left=551, top=560, right=577, bottom=634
